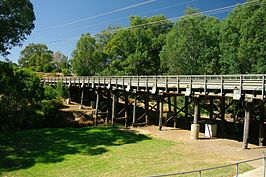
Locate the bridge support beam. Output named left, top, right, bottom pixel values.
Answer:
left=259, top=101, right=264, bottom=146
left=191, top=97, right=200, bottom=140
left=220, top=97, right=226, bottom=136
left=243, top=101, right=252, bottom=149
left=259, top=119, right=264, bottom=146
left=133, top=96, right=137, bottom=125
left=79, top=88, right=84, bottom=110
left=159, top=94, right=163, bottom=131
left=124, top=92, right=129, bottom=128
left=107, top=89, right=112, bottom=125
left=209, top=97, right=214, bottom=120
left=94, top=90, right=100, bottom=126
left=184, top=96, right=189, bottom=128
left=66, top=86, right=71, bottom=105
left=111, top=93, right=116, bottom=126
left=145, top=92, right=149, bottom=124
left=167, top=96, right=171, bottom=112
left=173, top=96, right=177, bottom=128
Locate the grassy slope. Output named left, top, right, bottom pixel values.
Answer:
left=0, top=127, right=252, bottom=177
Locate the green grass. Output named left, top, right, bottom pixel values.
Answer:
left=0, top=127, right=252, bottom=177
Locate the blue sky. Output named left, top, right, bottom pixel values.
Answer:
left=1, top=0, right=245, bottom=63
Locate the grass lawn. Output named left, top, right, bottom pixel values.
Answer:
left=0, top=127, right=252, bottom=177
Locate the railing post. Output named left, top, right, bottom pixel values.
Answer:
left=220, top=76, right=223, bottom=96
left=177, top=76, right=179, bottom=93
left=262, top=75, right=265, bottom=99
left=199, top=170, right=201, bottom=177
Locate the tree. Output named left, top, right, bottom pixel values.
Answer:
left=103, top=15, right=173, bottom=75
left=160, top=8, right=220, bottom=75
left=219, top=0, right=266, bottom=74
left=53, top=51, right=69, bottom=72
left=0, top=61, right=44, bottom=130
left=71, top=33, right=102, bottom=76
left=18, top=44, right=54, bottom=72
left=0, top=0, right=35, bottom=56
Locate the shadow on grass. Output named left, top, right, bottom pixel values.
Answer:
left=0, top=126, right=150, bottom=173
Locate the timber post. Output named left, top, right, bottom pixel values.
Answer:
left=173, top=96, right=177, bottom=128
left=159, top=93, right=163, bottom=130
left=168, top=96, right=171, bottom=112
left=94, top=89, right=100, bottom=126
left=209, top=97, right=214, bottom=120
left=79, top=87, right=84, bottom=110
left=259, top=101, right=265, bottom=146
left=132, top=96, right=137, bottom=125
left=191, top=96, right=200, bottom=140
left=145, top=92, right=149, bottom=124
left=66, top=84, right=71, bottom=105
left=107, top=89, right=112, bottom=125
left=124, top=92, right=129, bottom=128
left=220, top=97, right=226, bottom=136
left=243, top=100, right=252, bottom=149
left=111, top=93, right=116, bottom=126
left=184, top=96, right=189, bottom=128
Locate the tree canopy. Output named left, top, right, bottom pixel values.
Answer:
left=219, top=0, right=266, bottom=74
left=0, top=0, right=35, bottom=56
left=102, top=15, right=173, bottom=75
left=71, top=33, right=100, bottom=76
left=18, top=44, right=54, bottom=72
left=160, top=8, right=220, bottom=75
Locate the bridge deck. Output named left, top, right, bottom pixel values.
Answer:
left=43, top=74, right=266, bottom=100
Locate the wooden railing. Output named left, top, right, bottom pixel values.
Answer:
left=43, top=74, right=266, bottom=100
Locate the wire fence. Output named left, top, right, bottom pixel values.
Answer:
left=147, top=153, right=266, bottom=177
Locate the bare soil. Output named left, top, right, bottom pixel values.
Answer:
left=129, top=125, right=266, bottom=168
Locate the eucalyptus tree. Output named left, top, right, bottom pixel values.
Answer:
left=0, top=0, right=35, bottom=56
left=160, top=8, right=220, bottom=75
left=219, top=0, right=266, bottom=74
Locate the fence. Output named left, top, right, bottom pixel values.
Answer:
left=148, top=152, right=266, bottom=177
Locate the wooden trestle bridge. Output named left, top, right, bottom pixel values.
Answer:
left=43, top=75, right=266, bottom=149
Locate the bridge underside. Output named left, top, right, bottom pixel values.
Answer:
left=44, top=75, right=266, bottom=149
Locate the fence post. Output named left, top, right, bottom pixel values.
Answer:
left=236, top=162, right=239, bottom=177
left=199, top=170, right=201, bottom=177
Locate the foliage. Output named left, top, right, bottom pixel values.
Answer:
left=103, top=15, right=173, bottom=75
left=0, top=61, right=68, bottom=130
left=0, top=61, right=44, bottom=130
left=0, top=0, right=35, bottom=56
left=44, top=82, right=68, bottom=100
left=53, top=51, right=69, bottom=72
left=18, top=43, right=55, bottom=72
left=18, top=44, right=70, bottom=73
left=160, top=8, right=220, bottom=75
left=219, top=0, right=266, bottom=74
left=61, top=68, right=70, bottom=76
left=71, top=33, right=99, bottom=76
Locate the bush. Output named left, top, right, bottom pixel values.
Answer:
left=62, top=68, right=70, bottom=76
left=44, top=82, right=68, bottom=100
left=40, top=99, right=66, bottom=127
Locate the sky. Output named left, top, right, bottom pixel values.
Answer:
left=1, top=0, right=246, bottom=63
